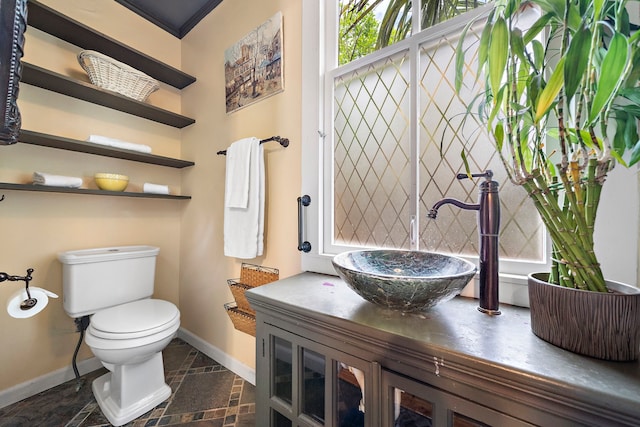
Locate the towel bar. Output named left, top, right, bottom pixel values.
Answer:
left=217, top=136, right=289, bottom=155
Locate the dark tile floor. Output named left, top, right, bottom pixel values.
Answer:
left=0, top=339, right=255, bottom=427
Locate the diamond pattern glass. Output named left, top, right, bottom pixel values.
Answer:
left=418, top=28, right=544, bottom=261
left=331, top=14, right=544, bottom=264
left=333, top=52, right=411, bottom=249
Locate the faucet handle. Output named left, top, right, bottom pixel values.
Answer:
left=457, top=170, right=493, bottom=181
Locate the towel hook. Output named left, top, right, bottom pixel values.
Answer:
left=0, top=194, right=4, bottom=202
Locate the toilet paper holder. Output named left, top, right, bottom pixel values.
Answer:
left=0, top=268, right=38, bottom=311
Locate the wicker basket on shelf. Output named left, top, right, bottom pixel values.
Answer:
left=78, top=50, right=159, bottom=102
left=224, top=302, right=256, bottom=336
left=225, top=263, right=279, bottom=336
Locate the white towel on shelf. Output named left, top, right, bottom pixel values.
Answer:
left=33, top=172, right=82, bottom=188
left=224, top=137, right=265, bottom=259
left=143, top=182, right=170, bottom=195
left=86, top=135, right=152, bottom=153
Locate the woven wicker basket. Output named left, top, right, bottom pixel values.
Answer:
left=78, top=50, right=159, bottom=102
left=225, top=302, right=256, bottom=336
left=228, top=263, right=279, bottom=314
left=226, top=263, right=279, bottom=334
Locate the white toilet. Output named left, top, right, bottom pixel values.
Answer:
left=58, top=245, right=180, bottom=426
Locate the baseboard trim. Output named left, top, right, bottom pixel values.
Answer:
left=177, top=328, right=256, bottom=385
left=0, top=356, right=102, bottom=410
left=0, top=327, right=255, bottom=410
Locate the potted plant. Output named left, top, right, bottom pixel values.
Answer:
left=455, top=0, right=640, bottom=360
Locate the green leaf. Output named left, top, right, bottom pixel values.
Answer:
left=531, top=40, right=544, bottom=70
left=510, top=28, right=527, bottom=64
left=524, top=12, right=553, bottom=45
left=613, top=115, right=627, bottom=155
left=489, top=17, right=508, bottom=98
left=461, top=149, right=472, bottom=176
left=494, top=122, right=505, bottom=151
left=476, top=19, right=493, bottom=79
left=630, top=141, right=640, bottom=166
left=535, top=57, right=565, bottom=123
left=625, top=115, right=638, bottom=149
left=564, top=25, right=591, bottom=102
left=588, top=32, right=629, bottom=123
left=455, top=19, right=477, bottom=93
left=593, top=0, right=604, bottom=19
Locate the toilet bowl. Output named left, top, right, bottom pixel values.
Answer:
left=58, top=245, right=180, bottom=427
left=85, top=299, right=180, bottom=426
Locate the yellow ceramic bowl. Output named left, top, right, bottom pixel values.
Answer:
left=95, top=173, right=129, bottom=191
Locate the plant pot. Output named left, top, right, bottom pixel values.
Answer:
left=528, top=273, right=640, bottom=362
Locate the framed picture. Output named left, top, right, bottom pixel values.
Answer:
left=224, top=12, right=283, bottom=114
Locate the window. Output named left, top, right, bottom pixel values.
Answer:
left=302, top=0, right=639, bottom=305
left=301, top=0, right=550, bottom=298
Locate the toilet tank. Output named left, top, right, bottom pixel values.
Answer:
left=58, top=245, right=160, bottom=318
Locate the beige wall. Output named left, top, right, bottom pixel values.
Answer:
left=0, top=0, right=302, bottom=396
left=179, top=0, right=302, bottom=370
left=0, top=0, right=183, bottom=392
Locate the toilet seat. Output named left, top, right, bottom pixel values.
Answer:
left=89, top=299, right=179, bottom=340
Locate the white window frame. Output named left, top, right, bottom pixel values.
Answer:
left=300, top=0, right=640, bottom=306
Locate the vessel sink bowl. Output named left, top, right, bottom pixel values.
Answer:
left=332, top=250, right=477, bottom=312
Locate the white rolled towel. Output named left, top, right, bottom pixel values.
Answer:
left=33, top=172, right=83, bottom=188
left=143, top=183, right=170, bottom=194
left=86, top=135, right=152, bottom=153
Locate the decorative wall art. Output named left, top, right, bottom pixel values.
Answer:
left=224, top=12, right=283, bottom=114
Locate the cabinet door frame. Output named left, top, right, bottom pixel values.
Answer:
left=382, top=369, right=535, bottom=427
left=257, top=321, right=381, bottom=427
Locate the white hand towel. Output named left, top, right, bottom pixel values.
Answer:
left=224, top=137, right=264, bottom=259
left=224, top=137, right=254, bottom=208
left=33, top=172, right=83, bottom=188
left=143, top=183, right=170, bottom=194
left=86, top=135, right=152, bottom=153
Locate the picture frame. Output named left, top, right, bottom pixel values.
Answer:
left=224, top=12, right=283, bottom=114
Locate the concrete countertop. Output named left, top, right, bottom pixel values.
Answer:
left=247, top=272, right=640, bottom=423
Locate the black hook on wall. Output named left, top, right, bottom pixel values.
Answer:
left=0, top=195, right=5, bottom=202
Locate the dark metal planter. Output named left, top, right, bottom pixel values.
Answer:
left=528, top=272, right=640, bottom=362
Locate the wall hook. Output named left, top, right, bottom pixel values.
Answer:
left=0, top=194, right=4, bottom=202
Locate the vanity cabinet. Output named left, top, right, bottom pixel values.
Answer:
left=247, top=272, right=640, bottom=427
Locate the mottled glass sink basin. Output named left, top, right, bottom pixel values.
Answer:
left=332, top=250, right=477, bottom=312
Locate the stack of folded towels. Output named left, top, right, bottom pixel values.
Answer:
left=33, top=172, right=82, bottom=188
left=86, top=135, right=152, bottom=153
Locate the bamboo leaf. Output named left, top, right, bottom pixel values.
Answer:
left=455, top=19, right=476, bottom=93
left=494, top=122, right=504, bottom=151
left=630, top=141, right=640, bottom=166
left=524, top=12, right=553, bottom=45
left=593, top=0, right=604, bottom=19
left=625, top=114, right=638, bottom=149
left=535, top=57, right=565, bottom=123
left=476, top=17, right=493, bottom=80
left=564, top=25, right=591, bottom=102
left=531, top=40, right=544, bottom=70
left=461, top=149, right=472, bottom=176
left=588, top=32, right=629, bottom=123
left=613, top=115, right=627, bottom=155
left=489, top=17, right=508, bottom=98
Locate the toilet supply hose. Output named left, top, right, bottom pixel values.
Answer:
left=72, top=316, right=90, bottom=392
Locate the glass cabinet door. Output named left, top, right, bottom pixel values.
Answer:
left=382, top=369, right=534, bottom=427
left=261, top=325, right=377, bottom=427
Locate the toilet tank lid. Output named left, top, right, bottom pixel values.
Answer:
left=58, top=245, right=159, bottom=264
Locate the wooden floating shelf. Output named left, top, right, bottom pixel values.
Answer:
left=21, top=63, right=195, bottom=129
left=0, top=183, right=191, bottom=200
left=27, top=0, right=196, bottom=89
left=19, top=130, right=195, bottom=169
